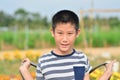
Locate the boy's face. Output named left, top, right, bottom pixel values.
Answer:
left=51, top=22, right=80, bottom=54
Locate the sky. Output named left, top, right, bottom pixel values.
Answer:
left=0, top=0, right=120, bottom=20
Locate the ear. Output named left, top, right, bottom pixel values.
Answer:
left=50, top=29, right=54, bottom=37
left=76, top=29, right=80, bottom=38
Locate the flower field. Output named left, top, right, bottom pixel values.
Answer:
left=0, top=49, right=120, bottom=80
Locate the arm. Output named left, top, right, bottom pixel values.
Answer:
left=84, top=61, right=114, bottom=80
left=84, top=74, right=90, bottom=80
left=19, top=58, right=34, bottom=80
left=98, top=60, right=116, bottom=80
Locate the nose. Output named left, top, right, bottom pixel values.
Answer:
left=62, top=35, right=68, bottom=42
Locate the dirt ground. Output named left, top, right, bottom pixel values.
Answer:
left=82, top=47, right=120, bottom=56
left=0, top=47, right=120, bottom=56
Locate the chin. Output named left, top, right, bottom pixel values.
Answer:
left=60, top=47, right=70, bottom=52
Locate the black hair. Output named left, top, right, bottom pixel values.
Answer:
left=52, top=10, right=79, bottom=31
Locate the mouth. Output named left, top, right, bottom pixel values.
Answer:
left=61, top=44, right=69, bottom=48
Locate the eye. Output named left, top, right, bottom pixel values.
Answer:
left=58, top=32, right=63, bottom=34
left=68, top=32, right=73, bottom=34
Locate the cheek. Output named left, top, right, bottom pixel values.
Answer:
left=54, top=35, right=61, bottom=42
left=70, top=35, right=77, bottom=38
left=69, top=36, right=77, bottom=42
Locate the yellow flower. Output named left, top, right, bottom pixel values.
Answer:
left=3, top=52, right=13, bottom=61
left=111, top=72, right=120, bottom=80
left=90, top=69, right=103, bottom=79
left=0, top=54, right=4, bottom=61
left=25, top=50, right=41, bottom=61
left=13, top=50, right=23, bottom=60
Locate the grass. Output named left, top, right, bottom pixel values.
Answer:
left=0, top=60, right=36, bottom=75
left=0, top=28, right=120, bottom=50
left=0, top=60, right=20, bottom=75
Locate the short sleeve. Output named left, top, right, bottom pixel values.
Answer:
left=36, top=59, right=45, bottom=80
left=84, top=54, right=92, bottom=74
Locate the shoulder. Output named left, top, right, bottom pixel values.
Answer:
left=75, top=50, right=88, bottom=58
left=73, top=50, right=89, bottom=63
left=41, top=52, right=52, bottom=58
left=38, top=51, right=54, bottom=63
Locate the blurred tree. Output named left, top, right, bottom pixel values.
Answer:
left=83, top=16, right=90, bottom=29
left=13, top=8, right=50, bottom=29
left=0, top=11, right=14, bottom=27
left=14, top=8, right=28, bottom=29
left=108, top=17, right=120, bottom=28
left=42, top=16, right=49, bottom=29
left=30, top=13, right=42, bottom=29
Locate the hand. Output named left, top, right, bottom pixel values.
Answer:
left=98, top=60, right=117, bottom=80
left=19, top=58, right=31, bottom=71
left=105, top=60, right=116, bottom=73
left=104, top=60, right=117, bottom=78
left=19, top=58, right=34, bottom=80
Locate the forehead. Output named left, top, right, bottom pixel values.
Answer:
left=55, top=23, right=76, bottom=31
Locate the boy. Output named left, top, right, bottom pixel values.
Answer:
left=19, top=10, right=115, bottom=80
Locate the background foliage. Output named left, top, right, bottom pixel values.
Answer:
left=0, top=8, right=120, bottom=50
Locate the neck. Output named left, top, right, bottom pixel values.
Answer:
left=53, top=48, right=73, bottom=56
